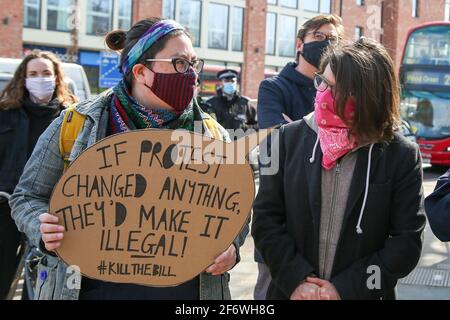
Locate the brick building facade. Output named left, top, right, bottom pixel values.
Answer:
left=0, top=0, right=24, bottom=58
left=133, top=0, right=162, bottom=22
left=332, top=0, right=447, bottom=67
left=241, top=1, right=267, bottom=100
left=1, top=1, right=448, bottom=98
left=134, top=0, right=449, bottom=97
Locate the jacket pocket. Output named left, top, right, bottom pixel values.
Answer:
left=34, top=256, right=58, bottom=300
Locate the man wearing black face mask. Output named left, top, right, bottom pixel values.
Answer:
left=253, top=15, right=344, bottom=300
left=257, top=15, right=343, bottom=129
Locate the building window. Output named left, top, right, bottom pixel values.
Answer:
left=412, top=0, right=419, bottom=17
left=47, top=0, right=73, bottom=32
left=356, top=0, right=365, bottom=5
left=86, top=0, right=113, bottom=36
left=232, top=7, right=244, bottom=51
left=266, top=12, right=276, bottom=55
left=320, top=0, right=332, bottom=13
left=278, top=15, right=297, bottom=57
left=208, top=3, right=229, bottom=50
left=303, top=0, right=320, bottom=12
left=179, top=0, right=201, bottom=47
left=118, top=0, right=132, bottom=30
left=162, top=0, right=176, bottom=20
left=24, top=0, right=41, bottom=29
left=355, top=26, right=363, bottom=40
left=267, top=0, right=277, bottom=4
left=280, top=0, right=298, bottom=9
left=446, top=0, right=450, bottom=21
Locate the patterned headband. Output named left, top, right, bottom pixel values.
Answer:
left=120, top=20, right=185, bottom=75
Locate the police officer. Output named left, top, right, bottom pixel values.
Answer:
left=206, top=69, right=257, bottom=132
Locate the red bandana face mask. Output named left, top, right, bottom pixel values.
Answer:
left=315, top=89, right=357, bottom=170
left=144, top=68, right=198, bottom=113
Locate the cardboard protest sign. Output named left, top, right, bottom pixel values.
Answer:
left=49, top=128, right=269, bottom=287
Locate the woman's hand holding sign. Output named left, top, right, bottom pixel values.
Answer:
left=39, top=213, right=65, bottom=251
left=205, top=244, right=237, bottom=275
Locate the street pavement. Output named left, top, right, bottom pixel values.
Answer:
left=230, top=165, right=450, bottom=300
left=397, top=166, right=450, bottom=300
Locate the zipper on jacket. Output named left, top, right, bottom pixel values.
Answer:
left=323, top=161, right=341, bottom=279
left=330, top=149, right=365, bottom=278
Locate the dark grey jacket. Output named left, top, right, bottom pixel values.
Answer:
left=252, top=119, right=426, bottom=300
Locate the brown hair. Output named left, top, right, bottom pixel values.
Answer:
left=320, top=37, right=402, bottom=143
left=105, top=17, right=191, bottom=87
left=297, top=14, right=344, bottom=41
left=0, top=50, right=78, bottom=110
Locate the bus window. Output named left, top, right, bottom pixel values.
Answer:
left=401, top=90, right=450, bottom=139
left=400, top=23, right=450, bottom=166
left=404, top=25, right=450, bottom=66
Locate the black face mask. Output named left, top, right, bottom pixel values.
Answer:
left=299, top=39, right=332, bottom=69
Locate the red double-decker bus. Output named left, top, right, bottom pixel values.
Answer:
left=400, top=22, right=450, bottom=167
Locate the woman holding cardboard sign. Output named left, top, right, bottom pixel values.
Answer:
left=10, top=18, right=247, bottom=300
left=252, top=38, right=426, bottom=300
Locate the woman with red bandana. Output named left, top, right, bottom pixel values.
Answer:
left=10, top=17, right=247, bottom=300
left=252, top=38, right=426, bottom=300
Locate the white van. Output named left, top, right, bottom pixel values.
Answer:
left=0, top=57, right=91, bottom=102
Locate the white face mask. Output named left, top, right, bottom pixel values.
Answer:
left=223, top=82, right=237, bottom=95
left=25, top=77, right=56, bottom=100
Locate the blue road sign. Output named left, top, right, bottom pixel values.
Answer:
left=99, top=52, right=122, bottom=88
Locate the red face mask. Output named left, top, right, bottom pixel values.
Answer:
left=315, top=89, right=357, bottom=170
left=144, top=68, right=198, bottom=113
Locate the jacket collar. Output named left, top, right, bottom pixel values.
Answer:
left=75, top=89, right=113, bottom=119
left=303, top=125, right=322, bottom=231
left=343, top=142, right=386, bottom=222
left=280, top=62, right=314, bottom=88
left=75, top=89, right=206, bottom=121
left=74, top=89, right=216, bottom=141
left=303, top=123, right=387, bottom=232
